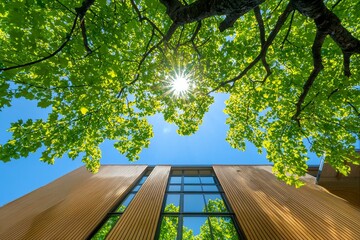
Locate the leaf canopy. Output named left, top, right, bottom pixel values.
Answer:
left=0, top=0, right=359, bottom=185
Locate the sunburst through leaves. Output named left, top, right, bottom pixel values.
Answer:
left=168, top=70, right=193, bottom=98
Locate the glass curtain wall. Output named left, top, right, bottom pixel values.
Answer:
left=156, top=168, right=243, bottom=240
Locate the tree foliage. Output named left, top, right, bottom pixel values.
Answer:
left=0, top=0, right=359, bottom=185
left=159, top=201, right=238, bottom=239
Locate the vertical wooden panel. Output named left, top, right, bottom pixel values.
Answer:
left=214, top=165, right=360, bottom=240
left=107, top=165, right=171, bottom=240
left=0, top=165, right=147, bottom=240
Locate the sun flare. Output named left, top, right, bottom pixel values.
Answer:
left=169, top=71, right=191, bottom=97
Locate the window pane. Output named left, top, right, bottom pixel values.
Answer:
left=139, top=176, right=147, bottom=184
left=168, top=185, right=181, bottom=192
left=91, top=215, right=120, bottom=240
left=200, top=176, right=215, bottom=184
left=209, top=217, right=239, bottom=240
left=205, top=194, right=228, bottom=212
left=159, top=217, right=178, bottom=240
left=202, top=185, right=219, bottom=192
left=184, top=176, right=200, bottom=184
left=132, top=185, right=141, bottom=192
left=115, top=193, right=135, bottom=212
left=170, top=176, right=182, bottom=184
left=164, top=194, right=180, bottom=212
left=184, top=194, right=205, bottom=212
left=182, top=217, right=211, bottom=239
left=184, top=185, right=202, bottom=191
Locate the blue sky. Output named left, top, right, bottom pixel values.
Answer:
left=0, top=93, right=321, bottom=206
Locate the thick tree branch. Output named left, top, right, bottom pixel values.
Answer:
left=292, top=31, right=326, bottom=122
left=161, top=0, right=264, bottom=31
left=292, top=0, right=360, bottom=77
left=254, top=6, right=271, bottom=83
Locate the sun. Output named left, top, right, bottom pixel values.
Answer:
left=169, top=71, right=191, bottom=98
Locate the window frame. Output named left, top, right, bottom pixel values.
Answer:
left=156, top=168, right=245, bottom=240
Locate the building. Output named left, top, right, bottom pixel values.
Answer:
left=0, top=165, right=359, bottom=239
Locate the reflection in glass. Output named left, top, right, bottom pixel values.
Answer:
left=90, top=215, right=120, bottom=240
left=209, top=217, right=239, bottom=240
left=200, top=177, right=215, bottom=184
left=205, top=194, right=227, bottom=213
left=184, top=194, right=205, bottom=212
left=183, top=217, right=211, bottom=239
left=115, top=193, right=135, bottom=212
left=132, top=185, right=141, bottom=192
left=168, top=185, right=181, bottom=192
left=159, top=217, right=178, bottom=240
left=184, top=185, right=202, bottom=191
left=170, top=176, right=182, bottom=184
left=139, top=176, right=147, bottom=184
left=202, top=185, right=219, bottom=192
left=184, top=176, right=200, bottom=184
left=165, top=194, right=180, bottom=212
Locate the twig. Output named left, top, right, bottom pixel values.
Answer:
left=208, top=3, right=294, bottom=94
left=0, top=15, right=78, bottom=71
left=280, top=10, right=295, bottom=49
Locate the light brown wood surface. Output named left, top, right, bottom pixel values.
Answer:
left=214, top=165, right=360, bottom=240
left=107, top=165, right=171, bottom=240
left=0, top=165, right=147, bottom=240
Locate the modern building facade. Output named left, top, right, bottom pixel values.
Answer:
left=1, top=165, right=359, bottom=239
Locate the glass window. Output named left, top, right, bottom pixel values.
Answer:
left=209, top=217, right=239, bottom=240
left=139, top=176, right=148, bottom=184
left=164, top=194, right=180, bottom=212
left=115, top=193, right=135, bottom=212
left=156, top=169, right=242, bottom=239
left=90, top=215, right=120, bottom=240
left=168, top=185, right=181, bottom=192
left=132, top=185, right=141, bottom=192
left=184, top=185, right=202, bottom=191
left=205, top=194, right=228, bottom=213
left=170, top=176, right=182, bottom=184
left=184, top=194, right=205, bottom=212
left=184, top=176, right=200, bottom=184
left=200, top=176, right=215, bottom=184
left=182, top=217, right=211, bottom=239
left=202, top=185, right=219, bottom=192
left=158, top=217, right=178, bottom=240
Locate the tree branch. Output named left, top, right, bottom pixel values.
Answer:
left=1, top=0, right=96, bottom=72
left=160, top=0, right=264, bottom=31
left=280, top=10, right=295, bottom=49
left=292, top=31, right=326, bottom=122
left=292, top=0, right=360, bottom=77
left=254, top=6, right=271, bottom=83
left=347, top=102, right=360, bottom=117
left=0, top=15, right=78, bottom=71
left=209, top=3, right=294, bottom=93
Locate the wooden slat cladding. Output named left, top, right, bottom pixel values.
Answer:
left=0, top=165, right=147, bottom=240
left=107, top=165, right=171, bottom=240
left=214, top=165, right=360, bottom=240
